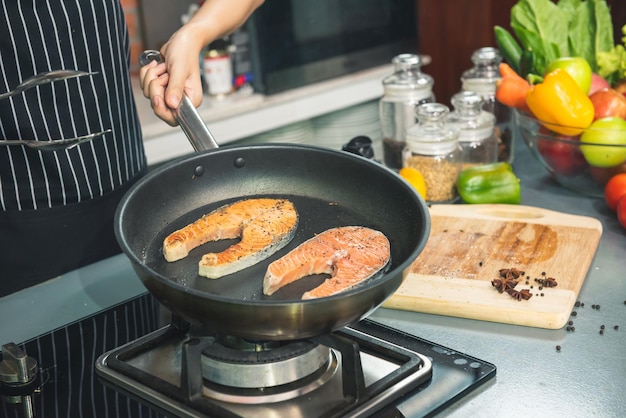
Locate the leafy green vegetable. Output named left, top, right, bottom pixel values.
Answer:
left=568, top=0, right=613, bottom=70
left=494, top=0, right=615, bottom=77
left=511, top=0, right=569, bottom=74
left=597, top=25, right=626, bottom=85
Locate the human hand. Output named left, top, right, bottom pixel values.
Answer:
left=138, top=0, right=263, bottom=126
left=139, top=28, right=204, bottom=126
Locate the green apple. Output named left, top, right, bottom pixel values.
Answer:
left=545, top=57, right=592, bottom=94
left=580, top=117, right=626, bottom=168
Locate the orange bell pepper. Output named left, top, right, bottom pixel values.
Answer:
left=525, top=68, right=594, bottom=137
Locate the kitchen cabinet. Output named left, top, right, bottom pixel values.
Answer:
left=418, top=0, right=626, bottom=104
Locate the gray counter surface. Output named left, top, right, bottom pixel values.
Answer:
left=1, top=136, right=624, bottom=418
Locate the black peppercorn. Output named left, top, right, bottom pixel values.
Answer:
left=571, top=311, right=577, bottom=316
left=556, top=345, right=561, bottom=351
left=568, top=320, right=574, bottom=325
left=614, top=325, right=619, bottom=330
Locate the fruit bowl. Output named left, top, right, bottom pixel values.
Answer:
left=515, top=109, right=626, bottom=197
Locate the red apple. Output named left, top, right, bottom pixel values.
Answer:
left=589, top=161, right=626, bottom=185
left=536, top=128, right=588, bottom=176
left=589, top=88, right=626, bottom=120
left=589, top=73, right=611, bottom=96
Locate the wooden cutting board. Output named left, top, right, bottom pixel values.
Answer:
left=383, top=204, right=602, bottom=329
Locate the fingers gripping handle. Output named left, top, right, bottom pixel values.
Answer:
left=140, top=50, right=219, bottom=152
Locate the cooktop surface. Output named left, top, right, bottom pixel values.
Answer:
left=0, top=293, right=495, bottom=417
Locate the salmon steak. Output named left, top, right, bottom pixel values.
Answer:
left=263, top=226, right=391, bottom=300
left=162, top=198, right=298, bottom=279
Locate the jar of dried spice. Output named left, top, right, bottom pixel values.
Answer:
left=403, top=103, right=461, bottom=203
left=461, top=47, right=514, bottom=163
left=380, top=54, right=435, bottom=171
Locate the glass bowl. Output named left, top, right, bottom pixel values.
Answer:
left=515, top=109, right=626, bottom=197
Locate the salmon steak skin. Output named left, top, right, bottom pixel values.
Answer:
left=162, top=198, right=299, bottom=279
left=263, top=226, right=391, bottom=299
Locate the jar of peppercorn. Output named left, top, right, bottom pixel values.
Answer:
left=403, top=103, right=461, bottom=203
left=380, top=53, right=435, bottom=171
left=460, top=47, right=514, bottom=163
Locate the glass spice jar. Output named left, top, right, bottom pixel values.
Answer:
left=447, top=91, right=498, bottom=170
left=461, top=47, right=514, bottom=163
left=380, top=53, right=435, bottom=171
left=403, top=103, right=461, bottom=204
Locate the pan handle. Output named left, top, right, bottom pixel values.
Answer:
left=139, top=50, right=219, bottom=152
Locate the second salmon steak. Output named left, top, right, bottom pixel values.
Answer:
left=263, top=226, right=391, bottom=299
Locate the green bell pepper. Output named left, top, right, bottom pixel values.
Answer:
left=457, top=162, right=521, bottom=204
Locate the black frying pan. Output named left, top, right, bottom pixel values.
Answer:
left=116, top=52, right=430, bottom=341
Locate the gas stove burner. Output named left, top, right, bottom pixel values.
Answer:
left=202, top=337, right=335, bottom=391
left=3, top=293, right=495, bottom=418
left=96, top=321, right=434, bottom=417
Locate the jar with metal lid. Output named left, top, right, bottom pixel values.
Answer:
left=447, top=91, right=498, bottom=170
left=403, top=103, right=460, bottom=203
left=380, top=53, right=435, bottom=171
left=460, top=47, right=514, bottom=163
left=203, top=38, right=233, bottom=97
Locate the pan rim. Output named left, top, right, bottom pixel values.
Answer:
left=115, top=143, right=431, bottom=306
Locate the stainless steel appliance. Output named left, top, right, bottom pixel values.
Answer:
left=139, top=0, right=418, bottom=95
left=0, top=294, right=496, bottom=418
left=245, top=0, right=418, bottom=94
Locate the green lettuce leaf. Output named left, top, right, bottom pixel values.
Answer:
left=510, top=0, right=570, bottom=74
left=507, top=0, right=614, bottom=75
left=568, top=0, right=613, bottom=71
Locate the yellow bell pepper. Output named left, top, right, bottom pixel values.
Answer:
left=526, top=68, right=594, bottom=137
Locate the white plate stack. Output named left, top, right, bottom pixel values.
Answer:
left=235, top=119, right=315, bottom=145
left=311, top=100, right=383, bottom=158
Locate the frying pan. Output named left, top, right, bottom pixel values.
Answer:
left=115, top=52, right=430, bottom=341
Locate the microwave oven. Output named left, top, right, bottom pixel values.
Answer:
left=245, top=0, right=418, bottom=94
left=139, top=0, right=418, bottom=95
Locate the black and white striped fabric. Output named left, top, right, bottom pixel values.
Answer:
left=0, top=0, right=147, bottom=294
left=1, top=293, right=166, bottom=418
left=0, top=0, right=146, bottom=210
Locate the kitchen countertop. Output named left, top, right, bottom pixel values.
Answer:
left=1, top=132, right=625, bottom=417
left=135, top=64, right=392, bottom=165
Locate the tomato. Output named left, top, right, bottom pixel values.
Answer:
left=536, top=129, right=587, bottom=176
left=617, top=195, right=626, bottom=229
left=604, top=173, right=626, bottom=211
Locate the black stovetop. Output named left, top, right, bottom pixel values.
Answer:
left=0, top=293, right=495, bottom=418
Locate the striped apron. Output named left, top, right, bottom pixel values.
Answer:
left=0, top=0, right=147, bottom=295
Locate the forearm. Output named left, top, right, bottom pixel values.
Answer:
left=182, top=0, right=265, bottom=52
left=142, top=0, right=264, bottom=125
